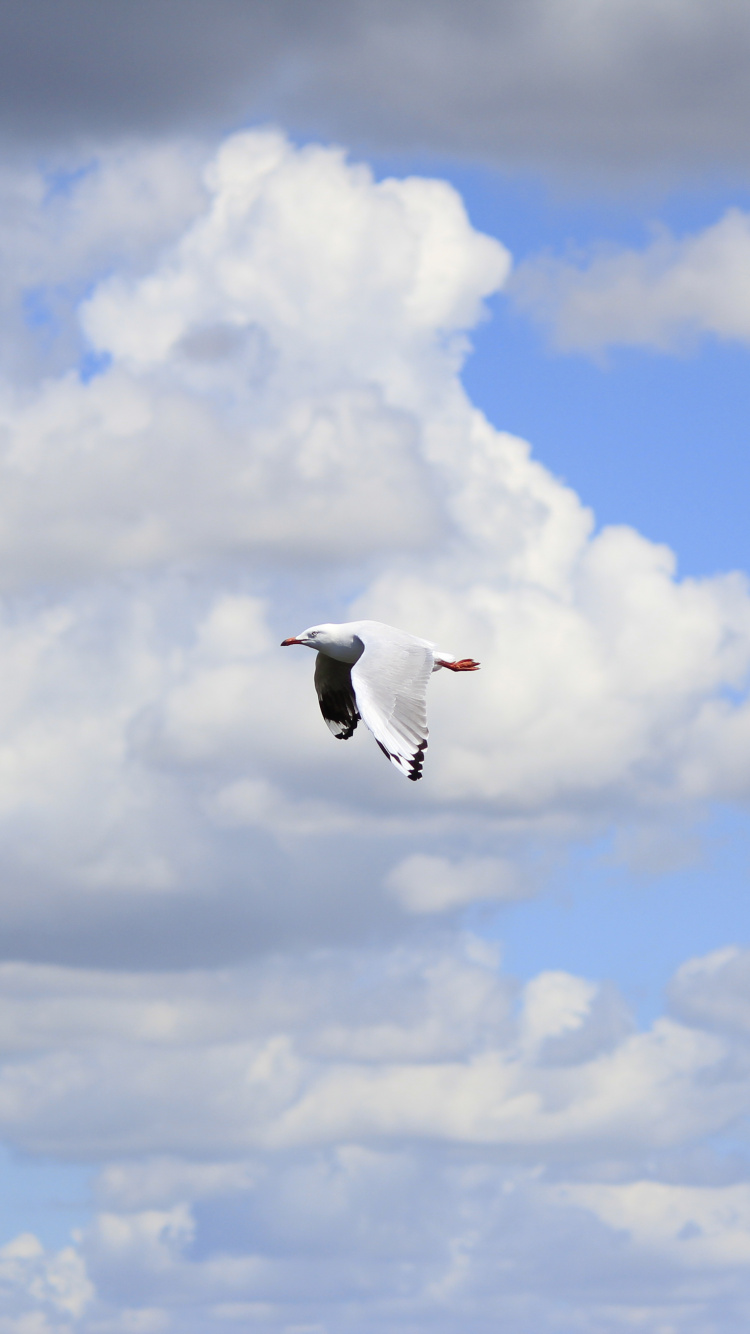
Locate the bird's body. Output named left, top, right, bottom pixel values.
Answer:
left=281, top=619, right=479, bottom=780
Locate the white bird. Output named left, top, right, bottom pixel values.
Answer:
left=281, top=620, right=479, bottom=780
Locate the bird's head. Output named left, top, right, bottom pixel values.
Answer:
left=280, top=625, right=329, bottom=650
left=280, top=623, right=363, bottom=663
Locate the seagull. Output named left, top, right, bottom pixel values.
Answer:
left=281, top=620, right=479, bottom=780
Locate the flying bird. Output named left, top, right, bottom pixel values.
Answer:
left=281, top=620, right=479, bottom=780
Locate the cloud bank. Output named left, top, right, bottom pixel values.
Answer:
left=1, top=943, right=750, bottom=1331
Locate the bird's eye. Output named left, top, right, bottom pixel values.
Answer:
left=307, top=630, right=319, bottom=638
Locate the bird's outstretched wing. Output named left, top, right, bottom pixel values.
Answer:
left=351, top=627, right=434, bottom=780
left=314, top=653, right=360, bottom=740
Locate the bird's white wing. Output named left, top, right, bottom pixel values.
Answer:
left=350, top=627, right=434, bottom=780
left=314, top=653, right=360, bottom=740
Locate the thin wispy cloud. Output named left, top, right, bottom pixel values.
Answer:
left=512, top=209, right=750, bottom=352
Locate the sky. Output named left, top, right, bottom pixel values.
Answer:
left=2, top=2, right=750, bottom=1331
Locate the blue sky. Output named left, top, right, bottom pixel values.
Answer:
left=2, top=4, right=750, bottom=1332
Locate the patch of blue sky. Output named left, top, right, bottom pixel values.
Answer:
left=0, top=1144, right=93, bottom=1251
left=706, top=1132, right=750, bottom=1167
left=41, top=157, right=98, bottom=204
left=720, top=682, right=750, bottom=707
left=22, top=286, right=57, bottom=333
left=23, top=277, right=116, bottom=378
left=79, top=348, right=112, bottom=383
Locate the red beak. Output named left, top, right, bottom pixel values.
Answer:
left=280, top=637, right=303, bottom=646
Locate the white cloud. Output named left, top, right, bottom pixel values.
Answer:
left=0, top=144, right=207, bottom=386
left=80, top=132, right=509, bottom=382
left=0, top=130, right=507, bottom=585
left=511, top=208, right=750, bottom=352
left=384, top=852, right=529, bottom=912
left=0, top=1231, right=92, bottom=1326
left=518, top=971, right=598, bottom=1053
left=669, top=946, right=750, bottom=1036
left=553, top=1179, right=750, bottom=1269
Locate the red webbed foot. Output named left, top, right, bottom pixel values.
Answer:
left=440, top=658, right=480, bottom=671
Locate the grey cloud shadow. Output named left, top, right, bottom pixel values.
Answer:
left=0, top=829, right=410, bottom=970
left=5, top=2, right=750, bottom=180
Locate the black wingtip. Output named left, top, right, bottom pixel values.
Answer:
left=407, top=740, right=427, bottom=781
left=335, top=720, right=358, bottom=740
left=377, top=738, right=427, bottom=780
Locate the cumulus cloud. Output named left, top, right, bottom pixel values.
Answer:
left=669, top=946, right=750, bottom=1036
left=511, top=208, right=750, bottom=353
left=0, top=130, right=507, bottom=584
left=0, top=142, right=208, bottom=385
